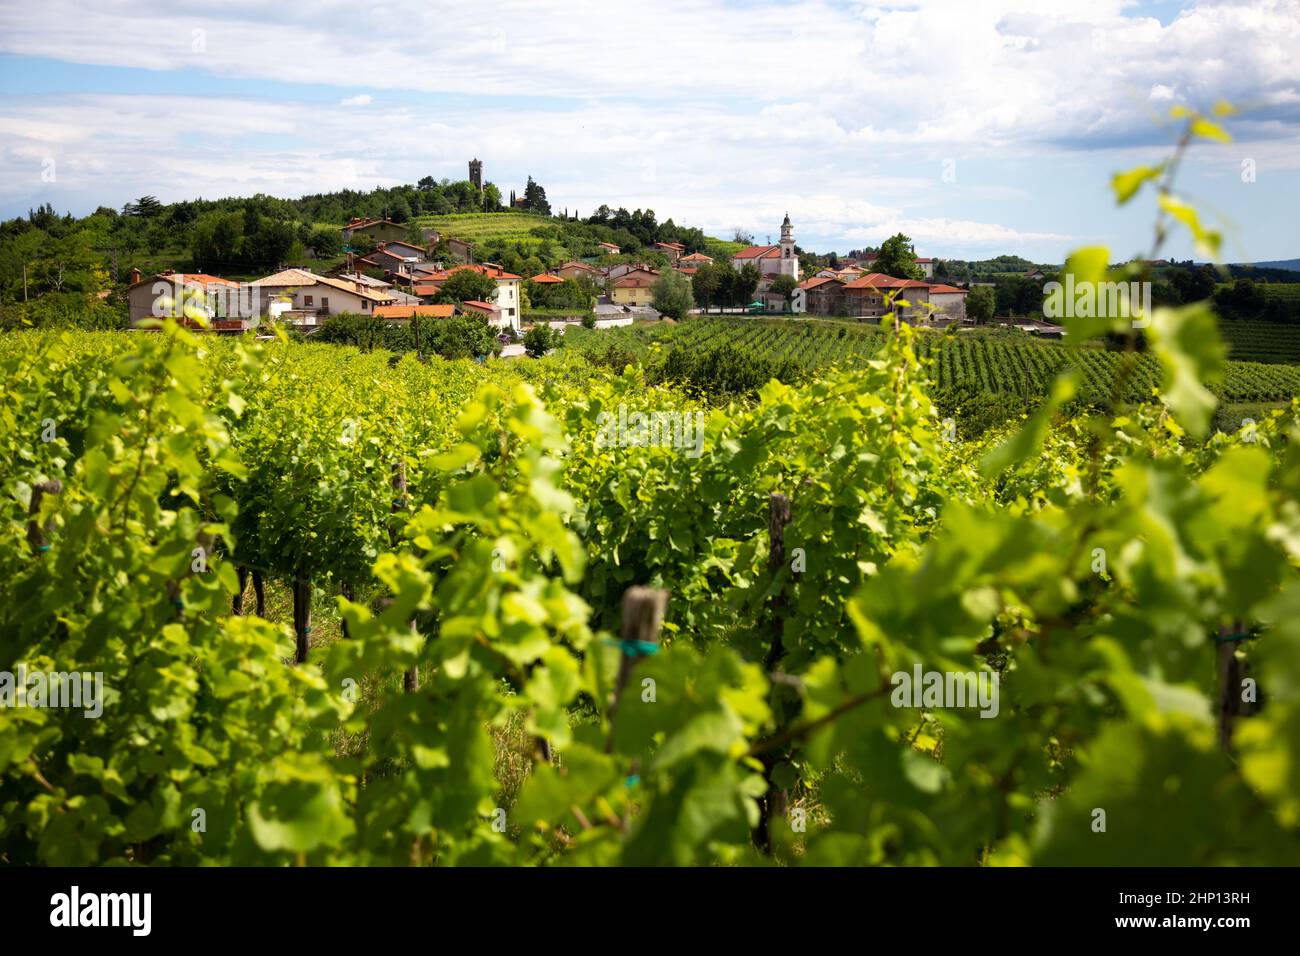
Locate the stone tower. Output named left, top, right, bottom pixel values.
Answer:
left=779, top=212, right=799, bottom=280
left=469, top=158, right=483, bottom=191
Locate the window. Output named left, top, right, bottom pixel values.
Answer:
left=322, top=297, right=330, bottom=310
left=507, top=308, right=515, bottom=316
left=304, top=295, right=313, bottom=306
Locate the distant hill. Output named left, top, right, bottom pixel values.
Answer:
left=1242, top=259, right=1300, bottom=273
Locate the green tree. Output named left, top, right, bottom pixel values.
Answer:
left=691, top=263, right=721, bottom=312
left=967, top=285, right=995, bottom=324
left=734, top=263, right=760, bottom=307
left=1169, top=264, right=1218, bottom=304
left=190, top=211, right=243, bottom=271
left=482, top=183, right=503, bottom=212
left=651, top=269, right=695, bottom=319
left=522, top=176, right=551, bottom=216
left=522, top=323, right=559, bottom=356
left=38, top=231, right=107, bottom=294
left=768, top=274, right=798, bottom=311
left=243, top=218, right=295, bottom=271
left=433, top=268, right=498, bottom=305
left=872, top=233, right=924, bottom=280
left=424, top=313, right=500, bottom=359
left=124, top=196, right=162, bottom=218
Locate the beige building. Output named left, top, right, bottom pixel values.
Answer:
left=611, top=274, right=656, bottom=307
left=555, top=260, right=600, bottom=281
left=125, top=270, right=253, bottom=331
left=925, top=284, right=969, bottom=321
left=251, top=268, right=398, bottom=329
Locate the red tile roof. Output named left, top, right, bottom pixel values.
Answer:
left=799, top=276, right=841, bottom=290
left=345, top=218, right=402, bottom=231
left=127, top=271, right=239, bottom=291
left=679, top=252, right=713, bottom=262
left=733, top=245, right=781, bottom=260
left=842, top=272, right=930, bottom=290
left=419, top=264, right=522, bottom=282
left=460, top=300, right=498, bottom=312
left=374, top=304, right=456, bottom=320
left=530, top=273, right=563, bottom=283
left=926, top=284, right=967, bottom=294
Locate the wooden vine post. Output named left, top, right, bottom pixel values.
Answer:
left=252, top=570, right=266, bottom=617
left=340, top=583, right=354, bottom=640
left=1215, top=620, right=1252, bottom=753
left=293, top=572, right=312, bottom=664
left=756, top=492, right=792, bottom=855
left=232, top=567, right=249, bottom=615
left=763, top=493, right=791, bottom=672
left=26, top=479, right=61, bottom=555
left=391, top=460, right=420, bottom=692
left=605, top=586, right=668, bottom=754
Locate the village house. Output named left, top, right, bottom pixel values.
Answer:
left=443, top=237, right=474, bottom=263
left=459, top=300, right=502, bottom=324
left=651, top=241, right=685, bottom=262
left=555, top=260, right=600, bottom=281
left=679, top=252, right=713, bottom=268
left=250, top=268, right=398, bottom=329
left=412, top=263, right=523, bottom=331
left=731, top=214, right=799, bottom=290
left=125, top=270, right=252, bottom=332
left=341, top=217, right=407, bottom=244
left=925, top=284, right=970, bottom=322
left=605, top=262, right=659, bottom=282
left=610, top=272, right=657, bottom=307
left=799, top=276, right=847, bottom=316
left=839, top=273, right=932, bottom=321
left=529, top=273, right=564, bottom=286
left=596, top=241, right=621, bottom=255
left=368, top=241, right=430, bottom=275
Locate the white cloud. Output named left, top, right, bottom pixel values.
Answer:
left=1, top=0, right=1297, bottom=145
left=0, top=1, right=1297, bottom=257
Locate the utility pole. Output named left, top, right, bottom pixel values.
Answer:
left=22, top=262, right=28, bottom=302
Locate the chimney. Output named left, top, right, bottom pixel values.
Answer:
left=130, top=267, right=141, bottom=284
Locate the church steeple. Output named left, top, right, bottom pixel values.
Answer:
left=778, top=212, right=798, bottom=280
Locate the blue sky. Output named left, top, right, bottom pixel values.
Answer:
left=1, top=0, right=1297, bottom=263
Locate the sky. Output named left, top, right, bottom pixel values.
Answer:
left=0, top=0, right=1297, bottom=263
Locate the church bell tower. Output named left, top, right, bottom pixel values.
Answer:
left=779, top=212, right=798, bottom=280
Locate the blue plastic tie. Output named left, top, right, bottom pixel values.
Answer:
left=606, top=638, right=658, bottom=658
left=1214, top=631, right=1252, bottom=645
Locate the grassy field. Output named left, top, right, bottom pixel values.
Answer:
left=1219, top=319, right=1300, bottom=364
left=563, top=315, right=1300, bottom=407
left=414, top=211, right=553, bottom=244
